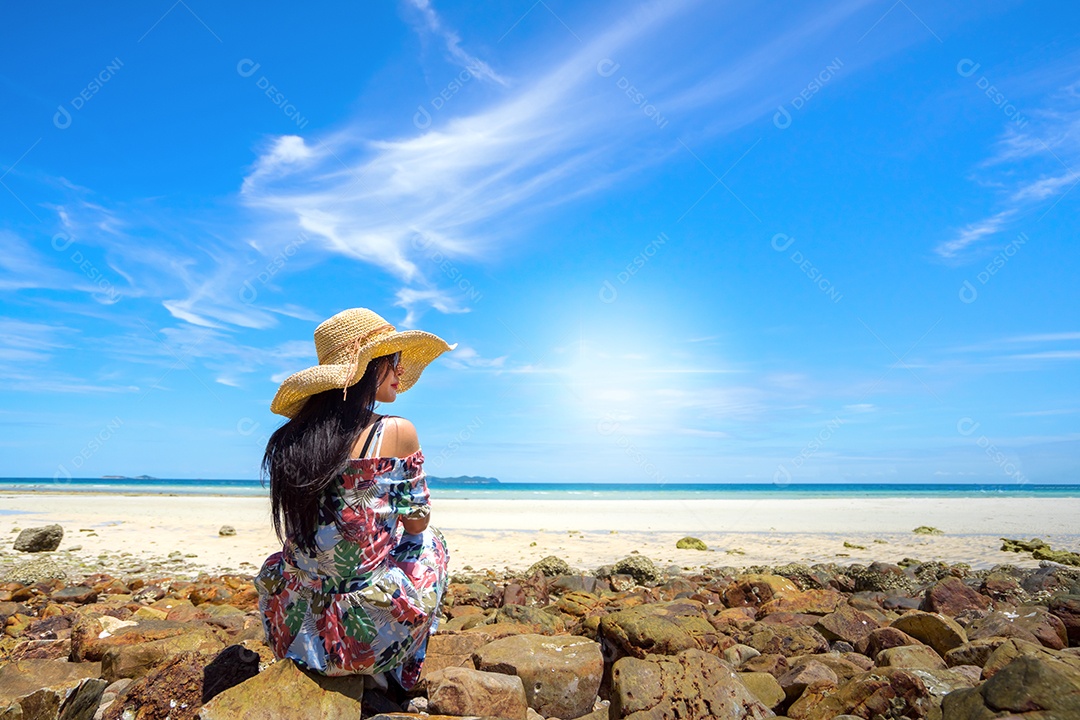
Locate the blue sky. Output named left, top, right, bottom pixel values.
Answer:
left=1, top=1, right=1077, bottom=484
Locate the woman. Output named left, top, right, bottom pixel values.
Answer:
left=254, top=307, right=457, bottom=692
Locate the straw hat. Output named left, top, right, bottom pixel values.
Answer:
left=270, top=308, right=457, bottom=418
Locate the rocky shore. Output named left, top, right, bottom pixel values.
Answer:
left=1, top=541, right=1079, bottom=719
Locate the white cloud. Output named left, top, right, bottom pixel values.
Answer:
left=404, top=0, right=508, bottom=86
left=935, top=209, right=1015, bottom=259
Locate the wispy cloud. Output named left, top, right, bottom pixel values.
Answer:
left=938, top=79, right=1080, bottom=259
left=404, top=0, right=508, bottom=86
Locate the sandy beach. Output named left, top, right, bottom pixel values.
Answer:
left=1, top=492, right=1076, bottom=577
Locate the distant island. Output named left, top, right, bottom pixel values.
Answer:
left=426, top=475, right=500, bottom=485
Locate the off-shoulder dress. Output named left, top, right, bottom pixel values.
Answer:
left=254, top=415, right=449, bottom=689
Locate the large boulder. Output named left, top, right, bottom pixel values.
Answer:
left=493, top=604, right=566, bottom=634
left=723, top=574, right=799, bottom=608
left=472, top=634, right=602, bottom=719
left=419, top=632, right=494, bottom=685
left=426, top=666, right=528, bottom=720
left=0, top=657, right=106, bottom=720
left=13, top=524, right=64, bottom=552
left=610, top=649, right=773, bottom=720
left=757, top=589, right=846, bottom=617
left=197, top=659, right=364, bottom=719
left=101, top=628, right=226, bottom=682
left=942, top=654, right=1080, bottom=718
left=813, top=605, right=879, bottom=645
left=612, top=556, right=661, bottom=585
left=788, top=666, right=974, bottom=720
left=744, top=624, right=829, bottom=658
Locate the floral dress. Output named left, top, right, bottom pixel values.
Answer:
left=254, top=417, right=449, bottom=689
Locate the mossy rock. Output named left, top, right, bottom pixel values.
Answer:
left=676, top=537, right=708, bottom=551
left=612, top=555, right=661, bottom=585
left=1001, top=537, right=1049, bottom=553
left=527, top=555, right=572, bottom=577
left=913, top=526, right=944, bottom=535
left=1033, top=547, right=1080, bottom=567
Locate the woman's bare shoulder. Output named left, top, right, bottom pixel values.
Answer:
left=380, top=415, right=420, bottom=458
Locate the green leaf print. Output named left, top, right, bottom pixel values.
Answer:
left=341, top=604, right=377, bottom=643
left=283, top=595, right=309, bottom=638
left=332, top=541, right=365, bottom=577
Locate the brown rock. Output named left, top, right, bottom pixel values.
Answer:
left=920, top=576, right=991, bottom=618
left=890, top=610, right=968, bottom=656
left=1050, top=593, right=1080, bottom=646
left=197, top=659, right=364, bottom=719
left=814, top=605, right=879, bottom=645
left=968, top=607, right=1068, bottom=650
left=855, top=626, right=921, bottom=658
left=556, top=591, right=602, bottom=617
left=788, top=666, right=972, bottom=720
left=778, top=659, right=838, bottom=702
left=104, top=652, right=207, bottom=720
left=741, top=652, right=789, bottom=678
left=980, top=637, right=1080, bottom=679
left=494, top=604, right=565, bottom=634
left=419, top=632, right=494, bottom=684
left=875, top=644, right=948, bottom=670
left=757, top=589, right=846, bottom=617
left=50, top=585, right=98, bottom=605
left=722, top=574, right=799, bottom=608
left=426, top=666, right=528, bottom=720
left=745, top=624, right=829, bottom=657
left=944, top=637, right=1011, bottom=668
left=610, top=648, right=772, bottom=720
left=472, top=634, right=602, bottom=719
left=0, top=657, right=106, bottom=720
left=758, top=611, right=819, bottom=627
left=101, top=626, right=225, bottom=682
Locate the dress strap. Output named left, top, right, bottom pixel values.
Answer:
left=356, top=416, right=384, bottom=459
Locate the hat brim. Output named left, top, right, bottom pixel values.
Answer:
left=270, top=330, right=457, bottom=418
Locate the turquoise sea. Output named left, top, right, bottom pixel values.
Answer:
left=0, top=478, right=1077, bottom=500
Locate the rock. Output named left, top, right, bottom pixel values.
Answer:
left=676, top=537, right=707, bottom=551
left=493, top=604, right=565, bottom=634
left=945, top=638, right=1011, bottom=669
left=723, top=574, right=800, bottom=608
left=197, top=659, right=365, bottom=719
left=1001, top=537, right=1050, bottom=553
left=738, top=671, right=785, bottom=710
left=1050, top=594, right=1080, bottom=645
left=789, top=666, right=972, bottom=720
left=968, top=607, right=1068, bottom=650
left=890, top=610, right=968, bottom=656
left=855, top=626, right=922, bottom=658
left=844, top=562, right=919, bottom=594
left=526, top=555, right=570, bottom=577
left=101, top=626, right=226, bottom=682
left=921, top=576, right=991, bottom=617
left=875, top=644, right=948, bottom=670
left=0, top=657, right=106, bottom=720
left=550, top=574, right=606, bottom=595
left=472, top=633, right=602, bottom=719
left=813, top=605, right=879, bottom=645
left=913, top=526, right=943, bottom=535
left=612, top=556, right=661, bottom=585
left=13, top=524, right=64, bottom=552
left=51, top=585, right=99, bottom=605
left=218, top=526, right=236, bottom=537
left=741, top=653, right=789, bottom=679
left=723, top=643, right=761, bottom=667
left=745, top=624, right=829, bottom=658
left=201, top=645, right=262, bottom=703
left=980, top=571, right=1026, bottom=605
left=1033, top=546, right=1080, bottom=566
left=4, top=556, right=68, bottom=585
left=942, top=654, right=1080, bottom=718
left=426, top=666, right=528, bottom=720
left=757, top=589, right=846, bottom=617
left=610, top=648, right=773, bottom=720
left=599, top=600, right=728, bottom=660
left=777, top=658, right=838, bottom=702
left=980, top=637, right=1080, bottom=679
left=419, top=633, right=494, bottom=684
left=103, top=651, right=208, bottom=720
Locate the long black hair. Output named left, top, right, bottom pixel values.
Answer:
left=264, top=354, right=397, bottom=552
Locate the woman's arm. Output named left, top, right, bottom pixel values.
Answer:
left=384, top=417, right=431, bottom=534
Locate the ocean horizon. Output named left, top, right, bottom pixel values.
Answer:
left=1, top=477, right=1077, bottom=500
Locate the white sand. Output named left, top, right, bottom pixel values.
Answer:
left=1, top=493, right=1076, bottom=576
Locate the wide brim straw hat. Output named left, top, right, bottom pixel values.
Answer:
left=270, top=308, right=457, bottom=418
